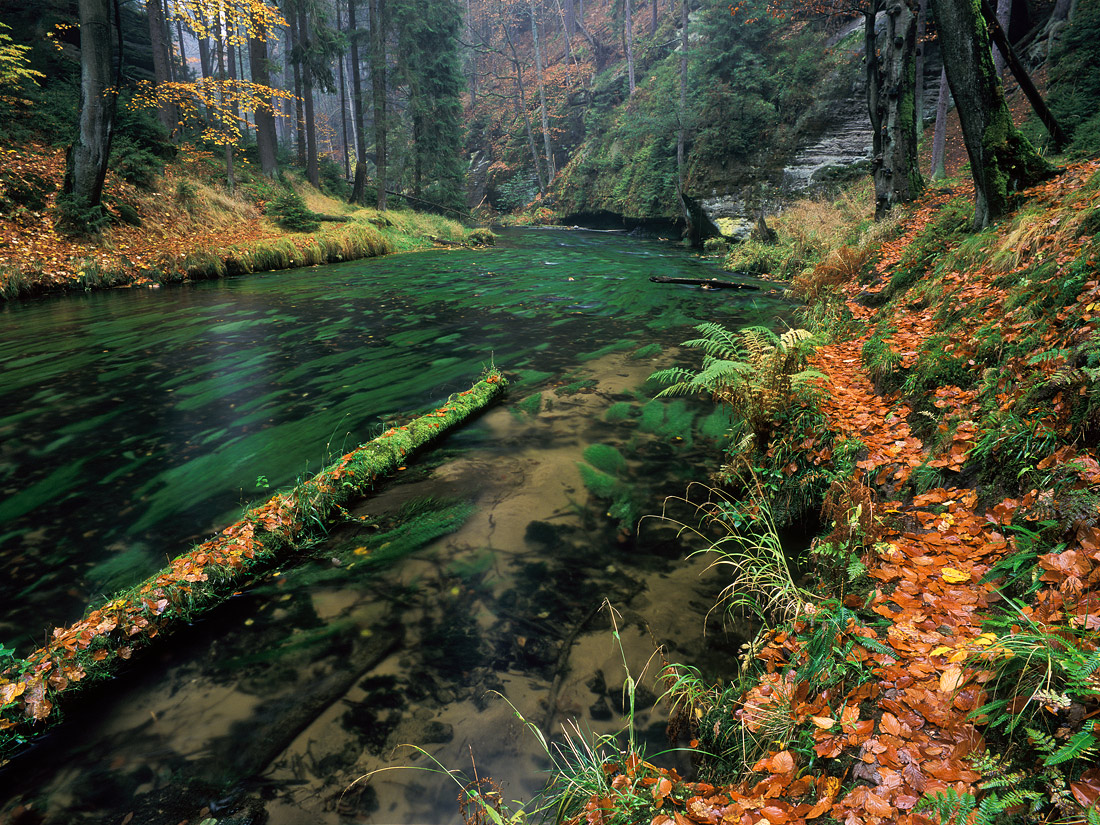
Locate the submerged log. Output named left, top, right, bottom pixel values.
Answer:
left=649, top=275, right=761, bottom=290
left=0, top=371, right=507, bottom=762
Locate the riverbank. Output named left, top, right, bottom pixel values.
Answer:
left=501, top=162, right=1100, bottom=825
left=0, top=142, right=492, bottom=303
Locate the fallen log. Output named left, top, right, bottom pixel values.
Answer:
left=649, top=275, right=760, bottom=290
left=0, top=370, right=507, bottom=762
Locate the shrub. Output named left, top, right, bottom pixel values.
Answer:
left=54, top=193, right=110, bottom=237
left=268, top=190, right=321, bottom=232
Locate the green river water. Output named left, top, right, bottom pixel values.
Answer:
left=0, top=228, right=787, bottom=824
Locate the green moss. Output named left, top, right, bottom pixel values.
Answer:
left=582, top=444, right=628, bottom=475
left=578, top=463, right=620, bottom=499
left=638, top=399, right=695, bottom=447
left=630, top=343, right=662, bottom=360
left=577, top=340, right=636, bottom=361
left=512, top=393, right=542, bottom=417
left=604, top=402, right=637, bottom=423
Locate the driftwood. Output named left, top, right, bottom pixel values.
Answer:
left=428, top=234, right=465, bottom=247
left=649, top=275, right=761, bottom=290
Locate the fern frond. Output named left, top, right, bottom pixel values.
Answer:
left=648, top=367, right=696, bottom=386
left=1044, top=728, right=1098, bottom=766
left=779, top=328, right=814, bottom=350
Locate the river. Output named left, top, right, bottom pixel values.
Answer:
left=0, top=228, right=786, bottom=824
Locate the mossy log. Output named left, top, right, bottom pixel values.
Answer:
left=0, top=371, right=507, bottom=762
left=649, top=275, right=760, bottom=290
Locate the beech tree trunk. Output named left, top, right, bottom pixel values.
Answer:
left=145, top=0, right=177, bottom=135
left=249, top=14, right=278, bottom=177
left=872, top=0, right=923, bottom=218
left=929, top=0, right=1051, bottom=228
left=370, top=0, right=387, bottom=210
left=67, top=0, right=117, bottom=212
left=930, top=66, right=949, bottom=180
left=530, top=0, right=555, bottom=185
left=651, top=0, right=658, bottom=35
left=564, top=0, right=575, bottom=34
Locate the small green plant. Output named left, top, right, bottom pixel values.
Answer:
left=268, top=189, right=321, bottom=232
left=54, top=193, right=110, bottom=237
left=793, top=601, right=890, bottom=691
left=969, top=606, right=1100, bottom=782
left=175, top=180, right=198, bottom=212
left=654, top=487, right=815, bottom=623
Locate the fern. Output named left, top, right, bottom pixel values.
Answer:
left=1044, top=728, right=1098, bottom=766
left=916, top=788, right=977, bottom=825
left=650, top=322, right=823, bottom=452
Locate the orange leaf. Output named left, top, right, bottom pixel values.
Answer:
left=940, top=663, right=965, bottom=693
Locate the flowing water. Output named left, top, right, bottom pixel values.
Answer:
left=0, top=228, right=788, bottom=825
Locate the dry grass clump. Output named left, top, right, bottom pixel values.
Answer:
left=788, top=244, right=874, bottom=301
left=726, top=179, right=878, bottom=281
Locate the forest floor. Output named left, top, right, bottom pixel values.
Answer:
left=0, top=142, right=480, bottom=301
left=560, top=155, right=1100, bottom=822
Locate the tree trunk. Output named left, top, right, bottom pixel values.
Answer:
left=993, top=0, right=1011, bottom=78
left=237, top=35, right=250, bottom=139
left=651, top=0, right=658, bottom=35
left=198, top=36, right=213, bottom=81
left=413, top=115, right=422, bottom=198
left=864, top=7, right=882, bottom=182
left=298, top=4, right=320, bottom=187
left=338, top=0, right=351, bottom=180
left=980, top=0, right=1068, bottom=150
left=929, top=0, right=1051, bottom=228
left=914, top=0, right=927, bottom=138
left=530, top=0, right=555, bottom=186
left=466, top=0, right=477, bottom=103
left=67, top=0, right=117, bottom=212
left=145, top=0, right=177, bottom=135
left=676, top=0, right=690, bottom=231
left=349, top=0, right=367, bottom=166
left=930, top=66, right=949, bottom=180
left=564, top=0, right=575, bottom=34
left=370, top=0, right=387, bottom=210
left=872, top=0, right=923, bottom=218
left=227, top=37, right=242, bottom=133
left=249, top=14, right=279, bottom=177
left=625, top=0, right=636, bottom=94
left=175, top=18, right=188, bottom=78
left=289, top=14, right=306, bottom=166
left=502, top=17, right=545, bottom=196
left=215, top=30, right=235, bottom=192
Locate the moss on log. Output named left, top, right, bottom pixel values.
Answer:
left=0, top=370, right=507, bottom=762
